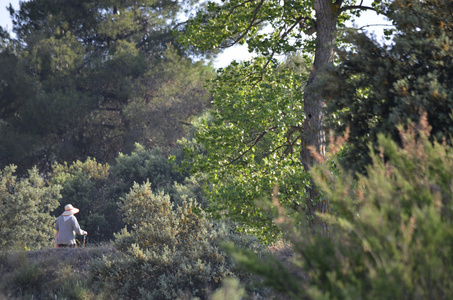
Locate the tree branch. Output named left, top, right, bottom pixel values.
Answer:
left=221, top=19, right=266, bottom=48
left=250, top=51, right=276, bottom=89
left=283, top=125, right=303, bottom=156
left=220, top=0, right=260, bottom=28
left=336, top=0, right=359, bottom=8
left=304, top=26, right=316, bottom=36
left=280, top=17, right=303, bottom=40
left=179, top=121, right=193, bottom=126
left=338, top=5, right=378, bottom=15
left=227, top=126, right=277, bottom=165
left=299, top=17, right=317, bottom=36
left=357, top=23, right=394, bottom=30
left=225, top=0, right=266, bottom=47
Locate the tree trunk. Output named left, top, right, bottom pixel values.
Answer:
left=301, top=0, right=337, bottom=232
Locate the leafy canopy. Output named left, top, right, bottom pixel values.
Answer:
left=318, top=0, right=453, bottom=173
left=183, top=56, right=310, bottom=242
left=180, top=0, right=367, bottom=56
left=178, top=0, right=391, bottom=236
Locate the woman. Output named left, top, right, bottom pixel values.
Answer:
left=55, top=204, right=88, bottom=248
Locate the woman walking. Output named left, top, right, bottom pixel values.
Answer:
left=55, top=204, right=88, bottom=248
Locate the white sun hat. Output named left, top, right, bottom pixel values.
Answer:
left=62, top=204, right=80, bottom=216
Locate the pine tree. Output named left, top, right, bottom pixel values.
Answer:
left=0, top=0, right=213, bottom=172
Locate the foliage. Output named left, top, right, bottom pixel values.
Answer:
left=318, top=0, right=453, bottom=173
left=89, top=181, right=262, bottom=299
left=226, top=116, right=453, bottom=299
left=112, top=144, right=185, bottom=196
left=46, top=147, right=204, bottom=243
left=0, top=0, right=212, bottom=173
left=179, top=0, right=391, bottom=233
left=13, top=262, right=46, bottom=296
left=179, top=0, right=361, bottom=55
left=123, top=45, right=215, bottom=150
left=0, top=247, right=111, bottom=299
left=169, top=174, right=208, bottom=209
left=51, top=157, right=110, bottom=183
left=183, top=55, right=310, bottom=242
left=0, top=165, right=61, bottom=251
left=49, top=158, right=117, bottom=242
left=210, top=278, right=245, bottom=300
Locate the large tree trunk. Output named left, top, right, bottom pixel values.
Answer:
left=301, top=0, right=337, bottom=232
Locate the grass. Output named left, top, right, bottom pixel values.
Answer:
left=0, top=245, right=115, bottom=300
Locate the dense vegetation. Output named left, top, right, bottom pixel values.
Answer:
left=0, top=0, right=212, bottom=174
left=1, top=0, right=453, bottom=299
left=220, top=115, right=453, bottom=300
left=318, top=0, right=453, bottom=173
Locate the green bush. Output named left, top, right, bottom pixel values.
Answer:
left=89, top=180, right=261, bottom=299
left=0, top=165, right=61, bottom=250
left=48, top=150, right=205, bottom=244
left=13, top=263, right=46, bottom=295
left=169, top=174, right=208, bottom=208
left=210, top=278, right=245, bottom=300
left=0, top=248, right=104, bottom=300
left=112, top=144, right=185, bottom=195
left=59, top=280, right=91, bottom=300
left=49, top=158, right=117, bottom=242
left=226, top=116, right=453, bottom=299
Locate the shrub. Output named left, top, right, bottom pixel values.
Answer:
left=112, top=144, right=185, bottom=195
left=0, top=248, right=104, bottom=300
left=226, top=116, right=453, bottom=299
left=13, top=263, right=46, bottom=296
left=59, top=280, right=91, bottom=300
left=169, top=174, right=208, bottom=208
left=49, top=158, right=118, bottom=242
left=89, top=180, right=261, bottom=299
left=0, top=165, right=61, bottom=250
left=210, top=278, right=245, bottom=300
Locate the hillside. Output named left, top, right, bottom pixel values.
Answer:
left=0, top=243, right=295, bottom=300
left=0, top=245, right=115, bottom=299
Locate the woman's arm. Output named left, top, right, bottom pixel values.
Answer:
left=72, top=216, right=87, bottom=236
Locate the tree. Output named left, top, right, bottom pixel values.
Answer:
left=318, top=0, right=453, bottom=174
left=111, top=144, right=186, bottom=195
left=122, top=45, right=214, bottom=150
left=179, top=0, right=388, bottom=231
left=0, top=165, right=61, bottom=250
left=184, top=56, right=310, bottom=241
left=0, top=0, right=212, bottom=173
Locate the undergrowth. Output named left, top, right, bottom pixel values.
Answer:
left=0, top=246, right=114, bottom=300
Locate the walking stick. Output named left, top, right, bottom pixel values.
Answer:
left=83, top=234, right=86, bottom=247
